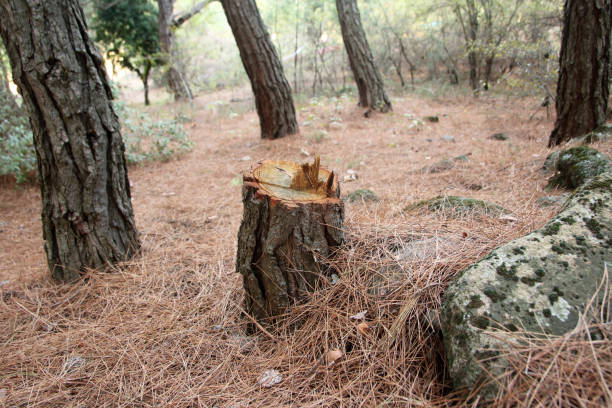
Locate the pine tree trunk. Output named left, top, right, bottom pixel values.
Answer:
left=157, top=0, right=193, bottom=101
left=221, top=0, right=298, bottom=140
left=549, top=0, right=612, bottom=146
left=336, top=0, right=391, bottom=113
left=236, top=159, right=345, bottom=323
left=0, top=0, right=140, bottom=281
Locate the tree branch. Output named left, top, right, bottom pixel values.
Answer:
left=171, top=0, right=216, bottom=28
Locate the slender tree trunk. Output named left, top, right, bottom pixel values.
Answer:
left=157, top=0, right=193, bottom=101
left=221, top=0, right=298, bottom=140
left=549, top=0, right=611, bottom=146
left=0, top=0, right=140, bottom=281
left=483, top=54, right=494, bottom=90
left=336, top=0, right=391, bottom=112
left=293, top=0, right=299, bottom=92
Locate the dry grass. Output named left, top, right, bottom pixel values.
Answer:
left=1, top=87, right=611, bottom=407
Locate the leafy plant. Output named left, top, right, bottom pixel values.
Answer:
left=113, top=99, right=192, bottom=165
left=0, top=91, right=36, bottom=184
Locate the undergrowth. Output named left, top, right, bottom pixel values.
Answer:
left=0, top=90, right=192, bottom=184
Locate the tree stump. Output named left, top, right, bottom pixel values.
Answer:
left=236, top=157, right=345, bottom=323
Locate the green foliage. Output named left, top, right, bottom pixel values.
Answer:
left=0, top=91, right=36, bottom=184
left=93, top=0, right=160, bottom=103
left=113, top=99, right=193, bottom=165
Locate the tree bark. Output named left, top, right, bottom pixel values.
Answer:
left=221, top=0, right=298, bottom=140
left=0, top=0, right=140, bottom=281
left=549, top=0, right=611, bottom=146
left=336, top=0, right=391, bottom=113
left=236, top=158, right=345, bottom=323
left=157, top=0, right=193, bottom=101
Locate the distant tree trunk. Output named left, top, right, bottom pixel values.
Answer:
left=221, top=0, right=298, bottom=140
left=0, top=0, right=140, bottom=281
left=549, top=0, right=611, bottom=146
left=483, top=54, right=494, bottom=90
left=336, top=0, right=391, bottom=113
left=157, top=0, right=205, bottom=101
left=135, top=62, right=152, bottom=106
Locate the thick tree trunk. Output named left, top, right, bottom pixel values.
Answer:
left=549, top=0, right=612, bottom=146
left=236, top=158, right=345, bottom=323
left=0, top=0, right=140, bottom=281
left=157, top=0, right=193, bottom=101
left=336, top=0, right=391, bottom=113
left=221, top=0, right=298, bottom=140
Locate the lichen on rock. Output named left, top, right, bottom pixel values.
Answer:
left=441, top=172, right=612, bottom=401
left=545, top=146, right=610, bottom=190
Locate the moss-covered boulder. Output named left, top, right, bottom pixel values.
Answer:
left=545, top=146, right=610, bottom=190
left=406, top=195, right=508, bottom=216
left=441, top=172, right=612, bottom=401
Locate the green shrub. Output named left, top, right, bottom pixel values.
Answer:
left=0, top=91, right=36, bottom=183
left=0, top=89, right=192, bottom=184
left=115, top=100, right=193, bottom=165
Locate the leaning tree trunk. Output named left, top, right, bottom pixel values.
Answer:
left=236, top=157, right=345, bottom=323
left=336, top=0, right=392, bottom=113
left=549, top=0, right=612, bottom=146
left=221, top=0, right=298, bottom=140
left=0, top=0, right=140, bottom=281
left=157, top=0, right=193, bottom=101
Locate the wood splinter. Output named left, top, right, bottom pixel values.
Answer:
left=236, top=156, right=345, bottom=324
left=290, top=155, right=336, bottom=198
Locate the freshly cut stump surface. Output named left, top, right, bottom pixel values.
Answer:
left=236, top=158, right=345, bottom=323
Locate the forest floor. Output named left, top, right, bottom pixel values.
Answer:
left=1, top=85, right=611, bottom=407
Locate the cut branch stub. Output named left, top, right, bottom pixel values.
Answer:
left=236, top=157, right=345, bottom=323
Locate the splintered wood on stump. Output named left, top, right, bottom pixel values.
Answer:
left=237, top=156, right=345, bottom=323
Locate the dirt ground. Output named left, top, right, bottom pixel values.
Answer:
left=1, top=87, right=610, bottom=407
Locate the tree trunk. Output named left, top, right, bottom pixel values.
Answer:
left=236, top=158, right=345, bottom=323
left=0, top=0, right=140, bottom=281
left=549, top=0, right=611, bottom=146
left=336, top=0, right=391, bottom=113
left=221, top=0, right=298, bottom=140
left=483, top=54, right=494, bottom=90
left=157, top=0, right=193, bottom=101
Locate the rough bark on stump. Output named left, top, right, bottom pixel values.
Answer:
left=236, top=158, right=345, bottom=323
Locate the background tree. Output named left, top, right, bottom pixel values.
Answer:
left=336, top=0, right=391, bottom=113
left=157, top=0, right=213, bottom=101
left=0, top=0, right=140, bottom=281
left=549, top=0, right=611, bottom=146
left=220, top=0, right=298, bottom=140
left=93, top=0, right=161, bottom=106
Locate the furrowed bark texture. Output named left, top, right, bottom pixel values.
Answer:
left=0, top=0, right=140, bottom=281
left=157, top=0, right=192, bottom=101
left=549, top=0, right=612, bottom=146
left=221, top=0, right=298, bottom=139
left=236, top=162, right=345, bottom=323
left=336, top=0, right=391, bottom=112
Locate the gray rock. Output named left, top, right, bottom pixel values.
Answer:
left=442, top=135, right=456, bottom=143
left=62, top=356, right=86, bottom=374
left=441, top=172, right=612, bottom=401
left=545, top=146, right=610, bottom=189
left=537, top=194, right=569, bottom=208
left=490, top=133, right=509, bottom=141
left=329, top=121, right=344, bottom=131
left=411, top=153, right=472, bottom=174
